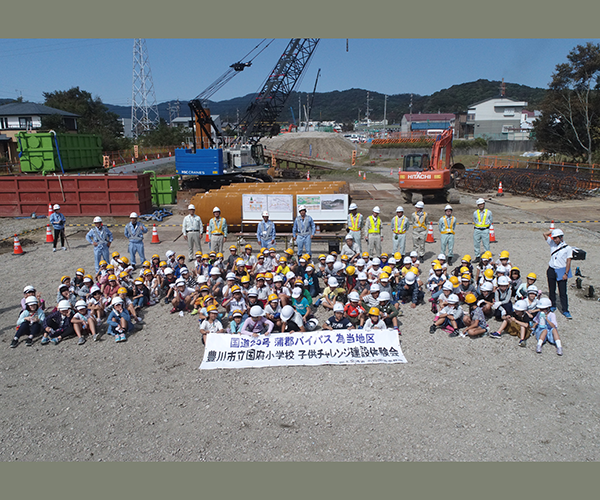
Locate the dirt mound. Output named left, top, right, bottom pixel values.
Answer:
left=262, top=132, right=365, bottom=162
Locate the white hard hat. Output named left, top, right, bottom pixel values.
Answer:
left=306, top=318, right=320, bottom=331
left=372, top=257, right=381, bottom=266
left=447, top=294, right=459, bottom=304
left=372, top=206, right=381, bottom=213
left=166, top=250, right=175, bottom=258
left=498, top=276, right=510, bottom=286
left=281, top=305, right=295, bottom=321
left=111, top=297, right=124, bottom=306
left=404, top=272, right=416, bottom=285
left=25, top=296, right=39, bottom=306
left=370, top=283, right=380, bottom=293
left=527, top=285, right=539, bottom=293
left=23, top=285, right=36, bottom=293
left=209, top=267, right=221, bottom=275
left=262, top=211, right=269, bottom=217
left=164, top=268, right=174, bottom=275
left=349, top=203, right=358, bottom=210
left=188, top=204, right=195, bottom=210
left=247, top=287, right=258, bottom=297
left=396, top=206, right=404, bottom=212
left=551, top=229, right=564, bottom=238
left=58, top=300, right=71, bottom=311
left=75, top=300, right=87, bottom=309
left=437, top=253, right=446, bottom=261
left=357, top=272, right=368, bottom=280
left=345, top=233, right=354, bottom=240
left=90, top=285, right=101, bottom=294
left=326, top=255, right=335, bottom=263
left=444, top=205, right=453, bottom=211
left=197, top=275, right=208, bottom=284
left=378, top=291, right=391, bottom=302
left=356, top=258, right=366, bottom=267
left=93, top=216, right=102, bottom=223
left=292, top=287, right=302, bottom=298
left=538, top=297, right=552, bottom=309
left=403, top=256, right=412, bottom=264
left=273, top=274, right=283, bottom=283
left=285, top=271, right=296, bottom=281
left=250, top=305, right=264, bottom=317
left=410, top=251, right=418, bottom=258
left=476, top=198, right=485, bottom=205
left=179, top=267, right=189, bottom=274
left=442, top=281, right=454, bottom=291
left=349, top=291, right=360, bottom=301
left=175, top=278, right=186, bottom=286
left=213, top=206, right=221, bottom=212
left=129, top=212, right=138, bottom=218
left=415, top=201, right=424, bottom=208
left=53, top=204, right=61, bottom=210
left=514, top=300, right=528, bottom=312
left=328, top=277, right=339, bottom=287
left=226, top=272, right=236, bottom=280
left=388, top=257, right=397, bottom=265
left=298, top=205, right=306, bottom=212
left=333, top=303, right=344, bottom=313
left=333, top=262, right=344, bottom=272
left=480, top=282, right=494, bottom=292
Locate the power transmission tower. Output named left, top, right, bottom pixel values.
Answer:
left=131, top=38, right=160, bottom=138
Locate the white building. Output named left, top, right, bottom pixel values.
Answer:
left=466, top=97, right=530, bottom=140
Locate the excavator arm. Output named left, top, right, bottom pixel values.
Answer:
left=429, top=128, right=453, bottom=170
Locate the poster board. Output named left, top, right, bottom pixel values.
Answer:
left=296, top=193, right=348, bottom=222
left=242, top=194, right=294, bottom=222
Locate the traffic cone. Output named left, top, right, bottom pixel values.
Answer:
left=169, top=151, right=172, bottom=157
left=390, top=168, right=393, bottom=175
left=47, top=204, right=53, bottom=217
left=157, top=154, right=160, bottom=159
left=132, top=157, right=135, bottom=163
left=316, top=224, right=321, bottom=234
left=426, top=222, right=436, bottom=243
left=45, top=225, right=54, bottom=244
left=307, top=170, right=310, bottom=181
left=112, top=160, right=116, bottom=168
left=205, top=224, right=210, bottom=243
left=144, top=155, right=148, bottom=161
left=363, top=172, right=366, bottom=180
left=489, top=224, right=497, bottom=243
left=549, top=220, right=555, bottom=231
left=497, top=181, right=504, bottom=196
left=150, top=224, right=160, bottom=244
left=358, top=170, right=361, bottom=177
left=13, top=234, right=24, bottom=255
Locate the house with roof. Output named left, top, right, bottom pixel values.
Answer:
left=400, top=112, right=455, bottom=136
left=0, top=102, right=79, bottom=162
left=465, top=96, right=530, bottom=140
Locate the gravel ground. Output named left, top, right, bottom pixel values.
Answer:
left=1, top=190, right=599, bottom=462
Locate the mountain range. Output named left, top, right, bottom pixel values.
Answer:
left=2, top=79, right=547, bottom=126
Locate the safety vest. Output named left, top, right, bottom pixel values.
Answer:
left=348, top=213, right=362, bottom=231
left=440, top=216, right=456, bottom=234
left=392, top=215, right=408, bottom=234
left=474, top=209, right=490, bottom=229
left=367, top=216, right=381, bottom=234
left=413, top=212, right=427, bottom=229
left=211, top=218, right=225, bottom=235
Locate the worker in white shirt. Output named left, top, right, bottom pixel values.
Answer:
left=182, top=204, right=203, bottom=261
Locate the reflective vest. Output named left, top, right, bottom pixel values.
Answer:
left=440, top=216, right=456, bottom=234
left=413, top=212, right=427, bottom=229
left=348, top=213, right=362, bottom=231
left=367, top=216, right=381, bottom=234
left=474, top=209, right=490, bottom=229
left=392, top=215, right=408, bottom=234
left=211, top=218, right=225, bottom=235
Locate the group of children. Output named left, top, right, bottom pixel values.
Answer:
left=11, top=243, right=562, bottom=355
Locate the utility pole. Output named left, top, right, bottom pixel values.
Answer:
left=365, top=91, right=373, bottom=127
left=383, top=94, right=388, bottom=126
left=131, top=38, right=159, bottom=138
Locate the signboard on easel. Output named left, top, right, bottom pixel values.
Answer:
left=242, top=194, right=294, bottom=222
left=296, top=194, right=348, bottom=222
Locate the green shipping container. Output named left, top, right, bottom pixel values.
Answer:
left=17, top=132, right=103, bottom=173
left=146, top=171, right=179, bottom=206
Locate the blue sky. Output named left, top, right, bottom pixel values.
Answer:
left=0, top=39, right=597, bottom=106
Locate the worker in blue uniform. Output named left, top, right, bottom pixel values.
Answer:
left=86, top=216, right=114, bottom=273
left=124, top=212, right=148, bottom=268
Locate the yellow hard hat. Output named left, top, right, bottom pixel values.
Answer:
left=216, top=252, right=223, bottom=259
left=142, top=260, right=150, bottom=267
left=108, top=274, right=117, bottom=281
left=152, top=254, right=160, bottom=260
left=302, top=253, right=311, bottom=261
left=484, top=269, right=494, bottom=279
left=381, top=253, right=388, bottom=258
left=117, top=287, right=128, bottom=294
left=527, top=272, right=537, bottom=280
left=244, top=244, right=252, bottom=250
left=482, top=251, right=492, bottom=260
left=111, top=251, right=120, bottom=258
left=362, top=251, right=369, bottom=258
left=206, top=304, right=218, bottom=313
left=231, top=285, right=241, bottom=292
left=341, top=254, right=349, bottom=261
left=84, top=274, right=94, bottom=281
left=134, top=278, right=144, bottom=284
left=256, top=273, right=265, bottom=280
left=511, top=266, right=520, bottom=273
left=431, top=259, right=441, bottom=267
left=106, top=264, right=115, bottom=270
left=449, top=276, right=459, bottom=286
left=461, top=273, right=471, bottom=281
left=465, top=293, right=477, bottom=304
left=319, top=254, right=327, bottom=260
left=279, top=256, right=287, bottom=262
left=432, top=263, right=442, bottom=271
left=500, top=250, right=510, bottom=259
left=346, top=265, right=356, bottom=276
left=203, top=254, right=210, bottom=259
left=460, top=266, right=469, bottom=275
left=120, top=256, right=130, bottom=265
left=143, top=269, right=152, bottom=276
left=462, top=254, right=472, bottom=263
left=394, top=252, right=402, bottom=260
left=119, top=271, right=129, bottom=278
left=159, top=261, right=167, bottom=267
left=383, top=266, right=392, bottom=274
left=240, top=276, right=250, bottom=283
left=195, top=251, right=202, bottom=257
left=409, top=266, right=419, bottom=275
left=285, top=248, right=294, bottom=256
left=99, top=260, right=107, bottom=266
left=379, top=272, right=389, bottom=280
left=268, top=293, right=279, bottom=302
left=265, top=272, right=273, bottom=279
left=76, top=268, right=85, bottom=275
left=229, top=244, right=237, bottom=251
left=368, top=307, right=380, bottom=316
left=60, top=275, right=70, bottom=283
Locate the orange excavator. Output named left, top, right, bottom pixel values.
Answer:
left=398, top=127, right=464, bottom=204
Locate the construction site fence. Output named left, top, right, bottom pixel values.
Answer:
left=477, top=156, right=600, bottom=179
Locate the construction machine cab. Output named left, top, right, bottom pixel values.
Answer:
left=403, top=153, right=430, bottom=172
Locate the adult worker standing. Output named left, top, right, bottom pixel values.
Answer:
left=124, top=212, right=148, bottom=268
left=49, top=203, right=66, bottom=252
left=473, top=197, right=492, bottom=262
left=257, top=211, right=276, bottom=249
left=347, top=203, right=364, bottom=252
left=438, top=204, right=457, bottom=265
left=292, top=206, right=315, bottom=257
left=208, top=206, right=228, bottom=254
left=365, top=206, right=383, bottom=257
left=543, top=228, right=573, bottom=319
left=391, top=206, right=409, bottom=256
left=86, top=216, right=113, bottom=273
left=182, top=204, right=203, bottom=261
left=411, top=201, right=428, bottom=261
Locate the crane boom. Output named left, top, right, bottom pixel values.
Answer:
left=239, top=38, right=320, bottom=140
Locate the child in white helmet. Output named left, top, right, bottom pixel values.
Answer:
left=71, top=300, right=98, bottom=344
left=324, top=303, right=354, bottom=330
left=241, top=306, right=274, bottom=337
left=532, top=298, right=563, bottom=355
left=12, top=296, right=46, bottom=348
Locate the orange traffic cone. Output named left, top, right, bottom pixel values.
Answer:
left=45, top=225, right=54, bottom=244
left=132, top=157, right=135, bottom=163
left=425, top=222, right=436, bottom=243
left=150, top=224, right=160, bottom=244
left=497, top=181, right=504, bottom=196
left=144, top=155, right=148, bottom=161
left=47, top=204, right=53, bottom=217
left=157, top=154, right=160, bottom=159
left=13, top=234, right=24, bottom=255
left=549, top=220, right=555, bottom=231
left=390, top=168, right=393, bottom=175
left=363, top=172, right=366, bottom=180
left=169, top=151, right=172, bottom=157
left=205, top=224, right=210, bottom=243
left=358, top=170, right=361, bottom=177
left=489, top=224, right=497, bottom=243
left=307, top=170, right=310, bottom=181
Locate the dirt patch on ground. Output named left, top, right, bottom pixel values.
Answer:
left=262, top=132, right=367, bottom=163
